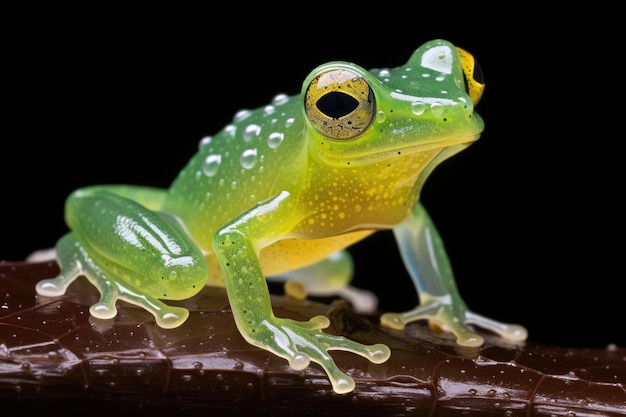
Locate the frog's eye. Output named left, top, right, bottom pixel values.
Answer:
left=304, top=68, right=375, bottom=141
left=456, top=47, right=485, bottom=105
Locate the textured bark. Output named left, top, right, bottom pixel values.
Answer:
left=1, top=261, right=625, bottom=416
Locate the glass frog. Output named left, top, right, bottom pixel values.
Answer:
left=35, top=39, right=527, bottom=394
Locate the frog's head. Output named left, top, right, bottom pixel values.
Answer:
left=302, top=39, right=485, bottom=167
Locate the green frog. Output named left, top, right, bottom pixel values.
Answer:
left=36, top=39, right=527, bottom=394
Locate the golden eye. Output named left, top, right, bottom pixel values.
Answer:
left=304, top=68, right=375, bottom=141
left=456, top=47, right=485, bottom=105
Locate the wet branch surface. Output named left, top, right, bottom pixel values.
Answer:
left=1, top=261, right=625, bottom=416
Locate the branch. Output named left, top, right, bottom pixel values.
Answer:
left=1, top=261, right=625, bottom=416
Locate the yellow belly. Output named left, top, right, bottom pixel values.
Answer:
left=204, top=230, right=374, bottom=286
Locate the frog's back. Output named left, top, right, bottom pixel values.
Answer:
left=163, top=93, right=308, bottom=248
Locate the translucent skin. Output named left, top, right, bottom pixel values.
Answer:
left=36, top=39, right=527, bottom=394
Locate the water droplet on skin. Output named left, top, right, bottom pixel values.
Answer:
left=431, top=102, right=444, bottom=116
left=198, top=136, right=212, bottom=148
left=234, top=109, right=251, bottom=121
left=202, top=154, right=222, bottom=177
left=272, top=94, right=289, bottom=105
left=267, top=132, right=284, bottom=149
left=239, top=148, right=258, bottom=169
left=411, top=101, right=426, bottom=115
left=264, top=105, right=275, bottom=115
left=375, top=110, right=387, bottom=123
left=285, top=117, right=295, bottom=128
left=225, top=124, right=237, bottom=136
left=243, top=124, right=261, bottom=142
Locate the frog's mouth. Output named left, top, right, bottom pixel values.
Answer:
left=325, top=132, right=481, bottom=168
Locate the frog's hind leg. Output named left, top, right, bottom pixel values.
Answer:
left=36, top=233, right=190, bottom=328
left=36, top=185, right=207, bottom=329
left=36, top=233, right=189, bottom=328
left=269, top=250, right=378, bottom=314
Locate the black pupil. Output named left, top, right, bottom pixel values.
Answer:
left=472, top=60, right=484, bottom=84
left=316, top=92, right=358, bottom=119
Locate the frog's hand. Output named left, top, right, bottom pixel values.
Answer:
left=214, top=192, right=390, bottom=394
left=243, top=314, right=390, bottom=394
left=382, top=202, right=527, bottom=346
left=36, top=186, right=208, bottom=329
left=270, top=250, right=378, bottom=314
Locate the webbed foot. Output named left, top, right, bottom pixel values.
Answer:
left=36, top=233, right=192, bottom=329
left=241, top=314, right=391, bottom=394
left=380, top=297, right=527, bottom=347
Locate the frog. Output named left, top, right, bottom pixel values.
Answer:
left=35, top=39, right=527, bottom=394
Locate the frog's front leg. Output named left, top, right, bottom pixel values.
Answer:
left=214, top=191, right=390, bottom=394
left=381, top=202, right=528, bottom=346
left=36, top=186, right=208, bottom=328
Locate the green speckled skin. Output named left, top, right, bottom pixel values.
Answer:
left=36, top=40, right=527, bottom=394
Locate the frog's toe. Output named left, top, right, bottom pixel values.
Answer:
left=424, top=313, right=484, bottom=347
left=308, top=336, right=383, bottom=393
left=452, top=328, right=484, bottom=347
left=89, top=302, right=118, bottom=320
left=317, top=332, right=392, bottom=364
left=465, top=310, right=528, bottom=342
left=154, top=306, right=189, bottom=329
left=284, top=279, right=307, bottom=300
left=502, top=324, right=528, bottom=341
left=288, top=352, right=311, bottom=370
left=331, top=373, right=356, bottom=395
left=368, top=343, right=392, bottom=364
left=337, top=286, right=378, bottom=314
left=380, top=312, right=409, bottom=330
left=307, top=315, right=331, bottom=329
left=36, top=278, right=67, bottom=297
left=295, top=343, right=355, bottom=394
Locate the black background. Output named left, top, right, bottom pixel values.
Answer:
left=3, top=6, right=623, bottom=348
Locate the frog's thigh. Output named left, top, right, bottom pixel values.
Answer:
left=40, top=186, right=207, bottom=328
left=269, top=250, right=378, bottom=314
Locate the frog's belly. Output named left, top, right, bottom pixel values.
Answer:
left=204, top=230, right=374, bottom=286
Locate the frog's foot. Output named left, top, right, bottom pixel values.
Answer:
left=272, top=250, right=379, bottom=315
left=380, top=298, right=527, bottom=347
left=242, top=314, right=391, bottom=394
left=283, top=279, right=378, bottom=314
left=115, top=289, right=190, bottom=329
left=36, top=234, right=190, bottom=329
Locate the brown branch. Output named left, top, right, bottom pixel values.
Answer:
left=1, top=261, right=625, bottom=416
